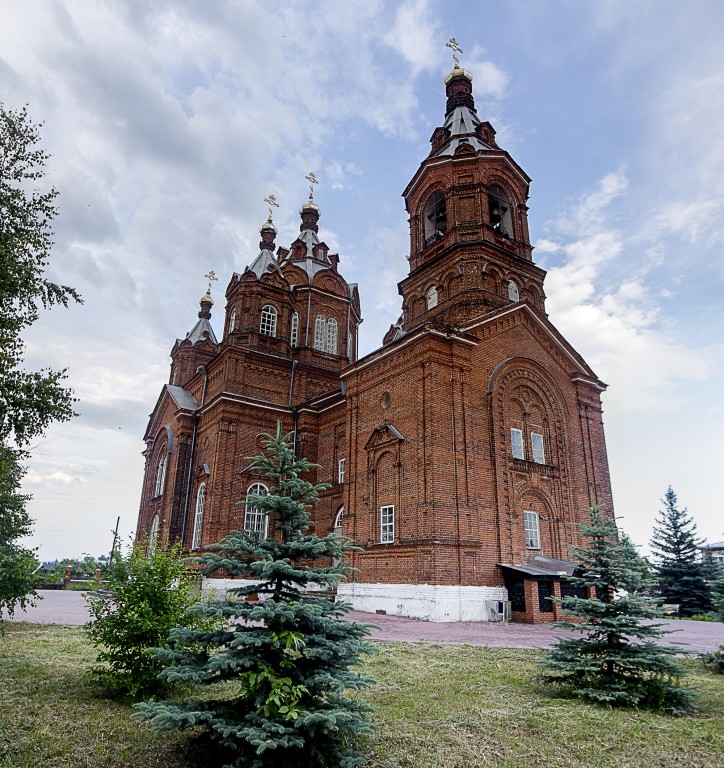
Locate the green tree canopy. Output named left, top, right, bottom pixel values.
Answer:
left=135, top=424, right=375, bottom=767
left=649, top=487, right=713, bottom=616
left=539, top=505, right=696, bottom=714
left=0, top=103, right=81, bottom=617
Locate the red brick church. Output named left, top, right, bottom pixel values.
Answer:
left=136, top=62, right=614, bottom=623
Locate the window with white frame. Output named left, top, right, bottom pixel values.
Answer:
left=153, top=455, right=167, bottom=497
left=228, top=308, right=236, bottom=335
left=327, top=317, right=338, bottom=354
left=244, top=483, right=269, bottom=539
left=426, top=285, right=438, bottom=309
left=147, top=514, right=160, bottom=554
left=260, top=305, right=277, bottom=337
left=507, top=280, right=520, bottom=302
left=314, top=315, right=326, bottom=350
left=524, top=510, right=541, bottom=549
left=337, top=458, right=345, bottom=484
left=290, top=311, right=299, bottom=347
left=531, top=432, right=545, bottom=464
left=510, top=427, right=524, bottom=460
left=334, top=507, right=344, bottom=531
left=191, top=484, right=206, bottom=550
left=380, top=505, right=395, bottom=543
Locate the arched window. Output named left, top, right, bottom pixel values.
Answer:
left=327, top=317, right=338, bottom=354
left=488, top=185, right=513, bottom=238
left=153, top=455, right=167, bottom=497
left=314, top=315, right=326, bottom=350
left=260, top=305, right=277, bottom=337
left=147, top=514, right=160, bottom=554
left=423, top=190, right=447, bottom=246
left=228, top=308, right=236, bottom=335
left=426, top=286, right=438, bottom=310
left=290, top=311, right=299, bottom=347
left=191, top=483, right=206, bottom=550
left=244, top=483, right=269, bottom=539
left=334, top=507, right=344, bottom=531
left=508, top=280, right=520, bottom=302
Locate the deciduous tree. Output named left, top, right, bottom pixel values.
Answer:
left=0, top=103, right=81, bottom=617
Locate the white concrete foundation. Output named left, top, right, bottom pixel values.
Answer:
left=337, top=582, right=508, bottom=622
left=202, top=577, right=328, bottom=598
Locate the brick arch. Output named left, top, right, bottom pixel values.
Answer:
left=482, top=263, right=505, bottom=295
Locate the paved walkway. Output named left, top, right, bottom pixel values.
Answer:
left=4, top=590, right=723, bottom=653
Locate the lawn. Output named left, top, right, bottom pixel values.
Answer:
left=0, top=623, right=721, bottom=768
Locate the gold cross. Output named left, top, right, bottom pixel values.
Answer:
left=264, top=194, right=279, bottom=220
left=305, top=171, right=318, bottom=201
left=205, top=270, right=218, bottom=292
left=446, top=37, right=463, bottom=68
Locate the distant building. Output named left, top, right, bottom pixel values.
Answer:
left=136, top=64, right=614, bottom=623
left=699, top=541, right=724, bottom=565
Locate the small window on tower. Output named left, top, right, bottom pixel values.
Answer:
left=508, top=280, right=519, bottom=302
left=290, top=311, right=299, bottom=347
left=424, top=190, right=447, bottom=246
left=314, top=315, right=326, bottom=350
left=228, top=308, right=236, bottom=335
left=488, top=185, right=513, bottom=238
left=260, top=305, right=277, bottom=337
left=426, top=285, right=438, bottom=309
left=327, top=317, right=338, bottom=354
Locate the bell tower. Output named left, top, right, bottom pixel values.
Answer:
left=396, top=55, right=547, bottom=333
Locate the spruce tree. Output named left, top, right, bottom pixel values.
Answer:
left=538, top=505, right=696, bottom=714
left=650, top=487, right=712, bottom=616
left=135, top=424, right=374, bottom=767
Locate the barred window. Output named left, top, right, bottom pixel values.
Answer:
left=244, top=483, right=269, bottom=539
left=260, top=305, right=277, bottom=337
left=327, top=317, right=338, bottom=354
left=314, top=315, right=326, bottom=350
left=290, top=311, right=299, bottom=347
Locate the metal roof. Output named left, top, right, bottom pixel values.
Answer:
left=166, top=384, right=198, bottom=412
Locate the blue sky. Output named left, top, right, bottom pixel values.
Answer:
left=1, top=0, right=722, bottom=560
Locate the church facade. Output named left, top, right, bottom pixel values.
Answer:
left=136, top=64, right=614, bottom=623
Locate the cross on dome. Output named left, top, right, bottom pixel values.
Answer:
left=446, top=37, right=463, bottom=68
left=264, top=193, right=279, bottom=222
left=305, top=170, right=318, bottom=202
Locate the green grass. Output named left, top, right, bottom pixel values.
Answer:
left=0, top=624, right=722, bottom=768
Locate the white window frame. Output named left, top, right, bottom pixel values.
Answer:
left=147, top=514, right=160, bottom=554
left=507, top=280, right=519, bottom=302
left=153, top=455, right=167, bottom=497
left=426, top=285, right=438, bottom=309
left=338, top=458, right=345, bottom=484
left=260, top=305, right=277, bottom=337
left=228, top=308, right=236, bottom=334
left=327, top=317, right=338, bottom=354
left=524, top=510, right=541, bottom=550
left=334, top=507, right=344, bottom=531
left=290, top=311, right=299, bottom=347
left=244, top=483, right=269, bottom=539
left=531, top=432, right=545, bottom=464
left=314, top=315, right=326, bottom=350
left=191, top=483, right=206, bottom=550
left=510, top=427, right=525, bottom=460
left=380, top=505, right=395, bottom=544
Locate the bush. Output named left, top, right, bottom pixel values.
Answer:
left=86, top=542, right=208, bottom=700
left=702, top=645, right=724, bottom=674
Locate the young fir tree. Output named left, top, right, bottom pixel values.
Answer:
left=135, top=424, right=375, bottom=768
left=650, top=487, right=713, bottom=616
left=538, top=505, right=696, bottom=714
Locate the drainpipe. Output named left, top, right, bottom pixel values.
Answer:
left=180, top=364, right=208, bottom=547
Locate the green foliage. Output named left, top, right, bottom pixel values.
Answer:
left=0, top=102, right=81, bottom=618
left=86, top=543, right=206, bottom=700
left=538, top=504, right=697, bottom=714
left=135, top=423, right=375, bottom=768
left=650, top=487, right=713, bottom=616
left=701, top=645, right=724, bottom=674
left=37, top=553, right=109, bottom=584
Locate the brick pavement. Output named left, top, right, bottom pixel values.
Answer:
left=3, top=590, right=723, bottom=653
